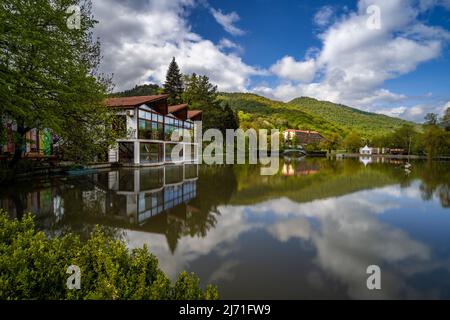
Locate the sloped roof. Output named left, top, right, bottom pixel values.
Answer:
left=187, top=110, right=202, bottom=119
left=105, top=95, right=168, bottom=108
left=168, top=104, right=188, bottom=113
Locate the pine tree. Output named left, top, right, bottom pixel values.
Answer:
left=222, top=103, right=239, bottom=132
left=163, top=57, right=184, bottom=105
left=183, top=73, right=223, bottom=132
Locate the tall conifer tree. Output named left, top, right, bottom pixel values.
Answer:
left=163, top=57, right=184, bottom=105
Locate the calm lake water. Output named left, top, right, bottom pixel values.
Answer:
left=1, top=158, right=450, bottom=299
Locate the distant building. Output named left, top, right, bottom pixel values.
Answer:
left=359, top=145, right=373, bottom=155
left=283, top=129, right=325, bottom=146
left=389, top=148, right=406, bottom=155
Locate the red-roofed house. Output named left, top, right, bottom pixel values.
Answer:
left=105, top=95, right=202, bottom=165
left=283, top=129, right=325, bottom=146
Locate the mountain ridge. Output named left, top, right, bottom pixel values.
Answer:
left=219, top=92, right=412, bottom=138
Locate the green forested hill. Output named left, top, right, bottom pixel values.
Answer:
left=218, top=93, right=346, bottom=137
left=110, top=84, right=161, bottom=97
left=218, top=93, right=411, bottom=138
left=289, top=96, right=411, bottom=136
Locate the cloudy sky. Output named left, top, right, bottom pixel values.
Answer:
left=91, top=0, right=450, bottom=122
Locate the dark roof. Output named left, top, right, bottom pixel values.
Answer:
left=187, top=110, right=202, bottom=119
left=168, top=104, right=188, bottom=114
left=105, top=95, right=168, bottom=108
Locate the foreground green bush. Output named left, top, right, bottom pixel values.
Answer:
left=0, top=212, right=218, bottom=300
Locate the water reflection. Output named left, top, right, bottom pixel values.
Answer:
left=1, top=159, right=450, bottom=299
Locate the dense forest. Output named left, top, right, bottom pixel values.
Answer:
left=219, top=93, right=449, bottom=156
left=218, top=93, right=346, bottom=137
left=218, top=93, right=411, bottom=139
left=110, top=84, right=161, bottom=97
left=289, top=97, right=413, bottom=136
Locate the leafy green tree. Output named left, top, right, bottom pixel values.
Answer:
left=0, top=0, right=117, bottom=166
left=322, top=133, right=342, bottom=152
left=442, top=107, right=450, bottom=131
left=222, top=103, right=239, bottom=131
left=343, top=132, right=363, bottom=153
left=183, top=73, right=218, bottom=107
left=290, top=134, right=299, bottom=148
left=391, top=124, right=418, bottom=153
left=424, top=113, right=439, bottom=126
left=163, top=57, right=184, bottom=105
left=0, top=212, right=218, bottom=300
left=288, top=96, right=410, bottom=137
left=183, top=73, right=238, bottom=133
left=370, top=134, right=389, bottom=148
left=304, top=143, right=317, bottom=153
left=423, top=126, right=450, bottom=159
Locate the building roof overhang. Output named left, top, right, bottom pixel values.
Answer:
left=187, top=110, right=203, bottom=121
left=105, top=95, right=169, bottom=108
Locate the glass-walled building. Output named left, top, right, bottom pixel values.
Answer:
left=106, top=95, right=202, bottom=166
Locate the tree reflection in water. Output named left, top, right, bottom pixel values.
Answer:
left=0, top=159, right=449, bottom=252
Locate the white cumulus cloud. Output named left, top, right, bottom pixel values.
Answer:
left=92, top=0, right=259, bottom=91
left=270, top=56, right=317, bottom=83
left=261, top=0, right=450, bottom=119
left=314, top=6, right=335, bottom=27
left=210, top=8, right=245, bottom=36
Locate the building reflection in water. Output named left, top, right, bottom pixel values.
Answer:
left=281, top=160, right=320, bottom=176
left=98, top=164, right=199, bottom=226
left=0, top=164, right=201, bottom=251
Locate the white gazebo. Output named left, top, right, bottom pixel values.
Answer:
left=359, top=145, right=372, bottom=155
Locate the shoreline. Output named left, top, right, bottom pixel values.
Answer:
left=2, top=154, right=450, bottom=183
left=333, top=153, right=428, bottom=160
left=332, top=153, right=450, bottom=161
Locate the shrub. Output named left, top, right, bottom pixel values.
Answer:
left=0, top=211, right=218, bottom=300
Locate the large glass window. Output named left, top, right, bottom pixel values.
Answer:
left=165, top=143, right=183, bottom=162
left=184, top=120, right=194, bottom=142
left=118, top=142, right=134, bottom=164
left=138, top=108, right=164, bottom=140
left=164, top=124, right=175, bottom=141
left=140, top=142, right=163, bottom=164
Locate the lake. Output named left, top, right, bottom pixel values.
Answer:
left=1, top=158, right=450, bottom=299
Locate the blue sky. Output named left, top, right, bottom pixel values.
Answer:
left=92, top=0, right=450, bottom=122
